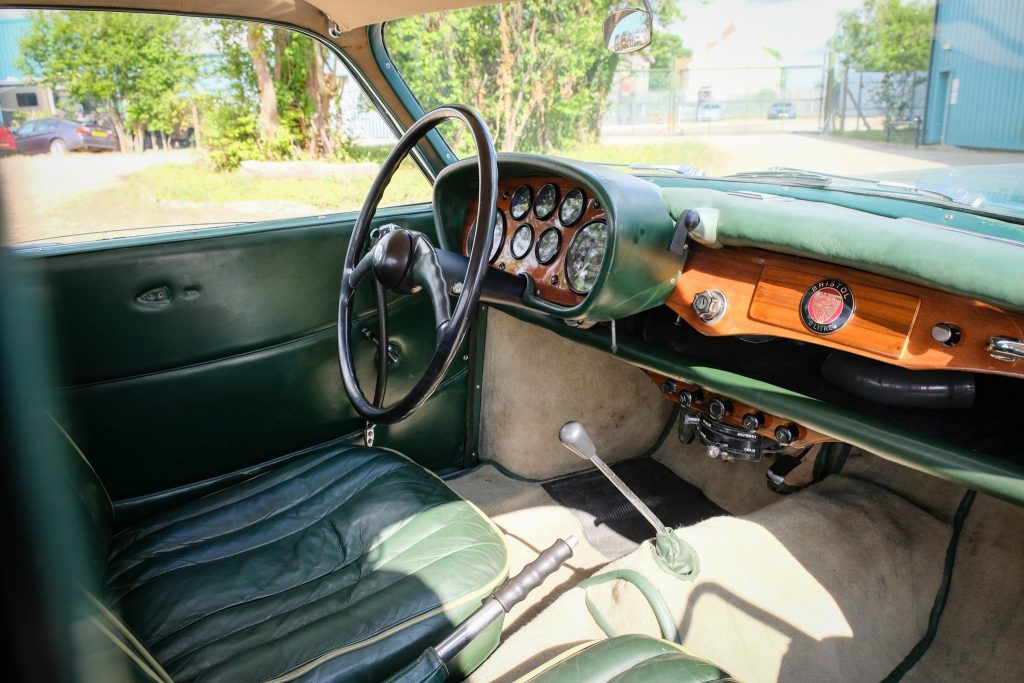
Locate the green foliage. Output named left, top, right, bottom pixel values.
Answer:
left=388, top=0, right=683, bottom=153
left=830, top=0, right=933, bottom=120
left=18, top=11, right=198, bottom=150
left=200, top=99, right=260, bottom=171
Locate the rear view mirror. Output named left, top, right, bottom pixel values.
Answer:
left=604, top=5, right=653, bottom=54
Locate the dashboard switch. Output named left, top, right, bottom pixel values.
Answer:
left=693, top=289, right=728, bottom=324
left=742, top=412, right=765, bottom=430
left=774, top=423, right=798, bottom=446
left=708, top=398, right=732, bottom=419
left=678, top=389, right=704, bottom=407
left=931, top=323, right=961, bottom=346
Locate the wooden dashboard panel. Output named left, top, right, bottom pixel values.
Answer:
left=461, top=176, right=605, bottom=307
left=670, top=246, right=1024, bottom=378
left=750, top=263, right=920, bottom=359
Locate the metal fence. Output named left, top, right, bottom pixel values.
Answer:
left=602, top=64, right=927, bottom=137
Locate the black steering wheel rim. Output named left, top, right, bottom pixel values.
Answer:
left=337, top=105, right=498, bottom=424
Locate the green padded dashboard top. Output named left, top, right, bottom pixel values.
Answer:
left=661, top=187, right=1024, bottom=312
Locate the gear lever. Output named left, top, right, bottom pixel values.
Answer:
left=559, top=421, right=700, bottom=579
left=559, top=421, right=670, bottom=536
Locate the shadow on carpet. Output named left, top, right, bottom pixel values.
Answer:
left=542, top=458, right=728, bottom=559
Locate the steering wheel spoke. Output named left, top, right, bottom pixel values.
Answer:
left=337, top=105, right=498, bottom=424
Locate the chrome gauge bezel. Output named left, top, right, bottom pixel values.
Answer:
left=510, top=224, right=534, bottom=259
left=489, top=210, right=506, bottom=262
left=559, top=188, right=586, bottom=226
left=564, top=220, right=609, bottom=295
left=533, top=183, right=559, bottom=220
left=509, top=185, right=532, bottom=221
left=535, top=227, right=562, bottom=265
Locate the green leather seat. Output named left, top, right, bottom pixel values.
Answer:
left=523, top=635, right=735, bottom=683
left=82, top=441, right=509, bottom=682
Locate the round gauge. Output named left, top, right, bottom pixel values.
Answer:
left=466, top=209, right=506, bottom=262
left=565, top=221, right=609, bottom=294
left=489, top=210, right=506, bottom=261
left=510, top=224, right=534, bottom=259
left=534, top=183, right=559, bottom=220
left=535, top=227, right=561, bottom=264
left=559, top=188, right=586, bottom=226
left=509, top=185, right=532, bottom=220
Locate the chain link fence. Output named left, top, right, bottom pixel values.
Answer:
left=602, top=64, right=927, bottom=138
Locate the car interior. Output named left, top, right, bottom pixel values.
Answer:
left=2, top=1, right=1023, bottom=682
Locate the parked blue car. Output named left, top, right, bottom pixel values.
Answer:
left=12, top=117, right=118, bottom=155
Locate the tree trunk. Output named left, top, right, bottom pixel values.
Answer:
left=306, top=43, right=343, bottom=159
left=191, top=102, right=201, bottom=149
left=107, top=108, right=129, bottom=153
left=247, top=24, right=282, bottom=142
left=132, top=124, right=146, bottom=154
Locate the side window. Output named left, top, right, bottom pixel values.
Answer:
left=0, top=11, right=431, bottom=246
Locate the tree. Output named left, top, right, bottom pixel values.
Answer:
left=18, top=11, right=198, bottom=152
left=830, top=0, right=934, bottom=121
left=387, top=0, right=682, bottom=153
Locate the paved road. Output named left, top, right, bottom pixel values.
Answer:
left=604, top=132, right=1024, bottom=176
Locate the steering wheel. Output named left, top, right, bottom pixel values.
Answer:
left=337, top=105, right=498, bottom=425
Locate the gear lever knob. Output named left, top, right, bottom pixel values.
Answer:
left=559, top=420, right=669, bottom=536
left=559, top=421, right=598, bottom=460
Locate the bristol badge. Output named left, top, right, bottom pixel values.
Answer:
left=799, top=279, right=855, bottom=335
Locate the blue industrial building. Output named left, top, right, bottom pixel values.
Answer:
left=923, top=0, right=1024, bottom=150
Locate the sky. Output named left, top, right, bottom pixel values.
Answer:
left=672, top=0, right=866, bottom=65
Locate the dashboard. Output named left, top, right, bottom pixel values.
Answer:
left=460, top=176, right=608, bottom=307
left=434, top=153, right=1024, bottom=503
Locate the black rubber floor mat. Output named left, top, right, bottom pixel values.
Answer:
left=542, top=458, right=727, bottom=560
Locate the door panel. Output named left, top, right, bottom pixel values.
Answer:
left=32, top=206, right=471, bottom=509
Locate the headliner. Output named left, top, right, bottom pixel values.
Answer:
left=0, top=0, right=510, bottom=32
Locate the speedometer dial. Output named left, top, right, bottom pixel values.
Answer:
left=534, top=184, right=558, bottom=220
left=510, top=224, right=534, bottom=259
left=565, top=221, right=608, bottom=294
left=509, top=185, right=532, bottom=220
left=559, top=188, right=585, bottom=226
left=535, top=227, right=561, bottom=264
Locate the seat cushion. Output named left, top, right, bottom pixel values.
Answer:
left=523, top=635, right=733, bottom=683
left=104, top=444, right=509, bottom=682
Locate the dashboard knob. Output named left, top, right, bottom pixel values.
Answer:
left=678, top=389, right=704, bottom=407
left=683, top=209, right=701, bottom=232
left=931, top=323, right=961, bottom=346
left=742, top=412, right=765, bottom=430
left=708, top=398, right=732, bottom=419
left=692, top=289, right=728, bottom=324
left=774, top=423, right=798, bottom=446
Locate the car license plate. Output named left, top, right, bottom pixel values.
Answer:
left=91, top=130, right=107, bottom=137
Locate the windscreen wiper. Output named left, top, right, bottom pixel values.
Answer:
left=875, top=180, right=985, bottom=208
left=626, top=163, right=706, bottom=176
left=726, top=167, right=833, bottom=187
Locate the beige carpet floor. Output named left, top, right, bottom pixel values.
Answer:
left=447, top=464, right=612, bottom=635
left=471, top=475, right=952, bottom=683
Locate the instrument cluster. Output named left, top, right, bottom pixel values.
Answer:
left=463, top=176, right=609, bottom=307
